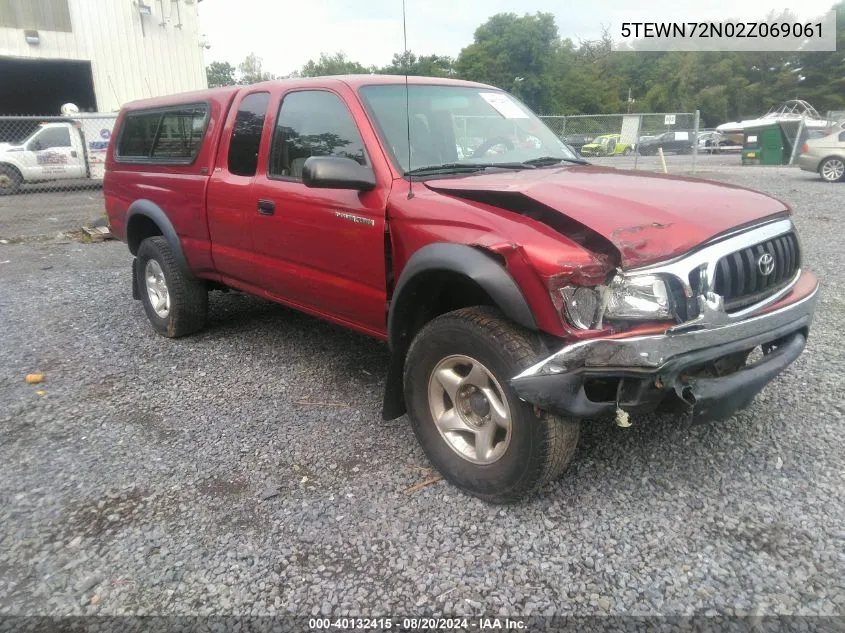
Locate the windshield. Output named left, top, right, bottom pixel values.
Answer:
left=359, top=84, right=577, bottom=173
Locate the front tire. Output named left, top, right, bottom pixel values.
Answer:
left=0, top=165, right=22, bottom=195
left=404, top=307, right=580, bottom=504
left=135, top=236, right=207, bottom=338
left=819, top=157, right=845, bottom=183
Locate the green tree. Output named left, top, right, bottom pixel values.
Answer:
left=455, top=12, right=560, bottom=112
left=206, top=61, right=236, bottom=88
left=238, top=54, right=275, bottom=84
left=793, top=1, right=845, bottom=113
left=299, top=52, right=372, bottom=77
left=206, top=2, right=845, bottom=126
left=380, top=51, right=455, bottom=77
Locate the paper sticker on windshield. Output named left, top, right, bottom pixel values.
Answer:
left=479, top=92, right=530, bottom=119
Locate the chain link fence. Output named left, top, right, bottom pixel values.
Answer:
left=0, top=114, right=116, bottom=240
left=540, top=112, right=712, bottom=173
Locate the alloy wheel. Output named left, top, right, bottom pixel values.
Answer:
left=144, top=259, right=171, bottom=318
left=427, top=354, right=512, bottom=465
left=821, top=158, right=845, bottom=182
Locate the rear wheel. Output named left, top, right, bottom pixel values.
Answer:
left=819, top=157, right=845, bottom=183
left=622, top=147, right=633, bottom=156
left=0, top=165, right=22, bottom=195
left=135, top=236, right=207, bottom=337
left=404, top=306, right=581, bottom=504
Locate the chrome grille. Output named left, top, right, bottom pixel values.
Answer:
left=713, top=232, right=800, bottom=311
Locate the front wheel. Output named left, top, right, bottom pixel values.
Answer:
left=136, top=236, right=208, bottom=337
left=819, top=157, right=845, bottom=183
left=0, top=165, right=22, bottom=195
left=404, top=307, right=581, bottom=504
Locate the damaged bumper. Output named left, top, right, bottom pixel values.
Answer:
left=510, top=278, right=819, bottom=423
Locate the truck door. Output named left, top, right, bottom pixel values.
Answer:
left=206, top=91, right=271, bottom=286
left=22, top=125, right=87, bottom=181
left=250, top=87, right=389, bottom=334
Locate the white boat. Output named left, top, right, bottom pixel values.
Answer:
left=716, top=100, right=831, bottom=133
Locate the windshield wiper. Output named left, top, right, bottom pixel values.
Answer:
left=522, top=156, right=590, bottom=167
left=404, top=162, right=535, bottom=176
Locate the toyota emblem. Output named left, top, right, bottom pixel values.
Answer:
left=758, top=253, right=775, bottom=276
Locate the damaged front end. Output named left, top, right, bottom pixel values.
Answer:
left=512, top=218, right=820, bottom=423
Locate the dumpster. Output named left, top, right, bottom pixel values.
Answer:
left=741, top=124, right=787, bottom=165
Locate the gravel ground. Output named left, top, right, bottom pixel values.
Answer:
left=589, top=151, right=742, bottom=173
left=1, top=166, right=843, bottom=619
left=0, top=184, right=104, bottom=241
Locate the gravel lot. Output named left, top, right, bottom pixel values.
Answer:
left=0, top=184, right=104, bottom=241
left=1, top=165, right=843, bottom=620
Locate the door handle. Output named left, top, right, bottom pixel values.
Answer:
left=257, top=199, right=275, bottom=215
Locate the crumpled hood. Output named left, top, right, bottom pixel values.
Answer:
left=424, top=166, right=789, bottom=267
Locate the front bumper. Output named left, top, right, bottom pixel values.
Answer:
left=511, top=278, right=819, bottom=423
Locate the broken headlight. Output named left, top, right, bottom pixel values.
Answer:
left=559, top=286, right=602, bottom=330
left=557, top=273, right=673, bottom=330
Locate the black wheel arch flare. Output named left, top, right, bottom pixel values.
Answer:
left=382, top=242, right=538, bottom=420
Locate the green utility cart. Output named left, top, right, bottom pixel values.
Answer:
left=741, top=124, right=787, bottom=165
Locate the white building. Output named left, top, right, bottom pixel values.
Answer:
left=0, top=0, right=208, bottom=115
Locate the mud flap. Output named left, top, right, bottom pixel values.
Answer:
left=381, top=350, right=407, bottom=420
left=131, top=258, right=140, bottom=300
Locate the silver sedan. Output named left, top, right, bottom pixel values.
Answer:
left=798, top=126, right=845, bottom=182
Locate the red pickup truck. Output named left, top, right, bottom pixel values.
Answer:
left=104, top=75, right=818, bottom=503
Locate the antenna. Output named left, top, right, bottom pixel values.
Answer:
left=402, top=0, right=413, bottom=199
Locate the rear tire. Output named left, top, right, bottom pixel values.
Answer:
left=623, top=147, right=633, bottom=156
left=135, top=236, right=207, bottom=338
left=404, top=306, right=580, bottom=504
left=0, top=165, right=22, bottom=195
left=819, top=157, right=845, bottom=183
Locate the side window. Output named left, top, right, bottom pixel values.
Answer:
left=151, top=107, right=207, bottom=159
left=30, top=127, right=71, bottom=150
left=839, top=131, right=845, bottom=143
left=227, top=92, right=270, bottom=177
left=118, top=112, right=160, bottom=158
left=269, top=90, right=367, bottom=179
left=117, top=105, right=208, bottom=161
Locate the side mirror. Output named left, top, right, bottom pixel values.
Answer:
left=30, top=141, right=42, bottom=151
left=302, top=156, right=376, bottom=191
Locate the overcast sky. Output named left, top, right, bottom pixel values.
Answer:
left=197, top=0, right=835, bottom=76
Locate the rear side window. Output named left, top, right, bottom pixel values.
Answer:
left=227, top=92, right=270, bottom=177
left=116, top=104, right=208, bottom=162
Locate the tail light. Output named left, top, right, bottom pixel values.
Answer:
left=801, top=143, right=809, bottom=154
